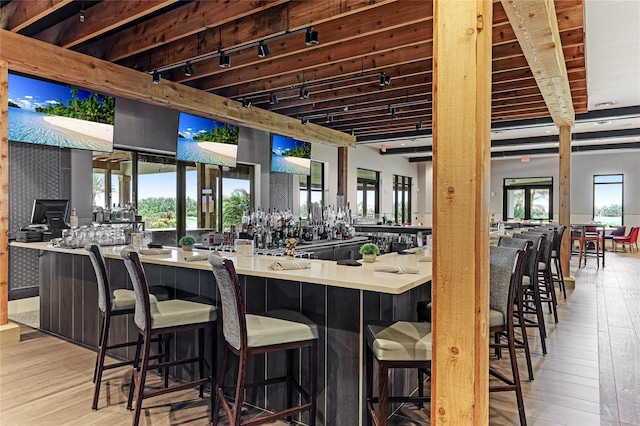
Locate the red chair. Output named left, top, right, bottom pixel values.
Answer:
left=613, top=226, right=639, bottom=253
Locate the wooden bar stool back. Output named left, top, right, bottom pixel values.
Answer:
left=121, top=246, right=217, bottom=426
left=208, top=252, right=318, bottom=426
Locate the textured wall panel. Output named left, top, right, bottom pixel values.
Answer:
left=270, top=172, right=291, bottom=211
left=8, top=142, right=68, bottom=294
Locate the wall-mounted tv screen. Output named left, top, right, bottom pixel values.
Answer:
left=176, top=112, right=239, bottom=167
left=271, top=134, right=311, bottom=175
left=8, top=73, right=115, bottom=152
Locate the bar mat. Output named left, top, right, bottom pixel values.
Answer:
left=139, top=248, right=171, bottom=255
left=183, top=254, right=208, bottom=262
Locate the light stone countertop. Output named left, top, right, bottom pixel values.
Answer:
left=11, top=241, right=432, bottom=295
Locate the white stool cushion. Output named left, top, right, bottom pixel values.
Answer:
left=150, top=299, right=216, bottom=330
left=111, top=289, right=135, bottom=311
left=551, top=249, right=558, bottom=257
left=366, top=321, right=432, bottom=361
left=538, top=262, right=547, bottom=271
left=489, top=309, right=504, bottom=327
left=522, top=276, right=530, bottom=286
left=246, top=310, right=318, bottom=348
left=112, top=290, right=158, bottom=311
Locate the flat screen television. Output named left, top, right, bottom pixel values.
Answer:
left=30, top=199, right=70, bottom=229
left=176, top=112, right=239, bottom=167
left=271, top=134, right=311, bottom=175
left=8, top=73, right=115, bottom=152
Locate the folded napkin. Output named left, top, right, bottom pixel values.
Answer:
left=139, top=248, right=171, bottom=255
left=336, top=259, right=362, bottom=267
left=374, top=265, right=420, bottom=274
left=268, top=261, right=311, bottom=271
left=183, top=254, right=208, bottom=262
left=417, top=255, right=432, bottom=262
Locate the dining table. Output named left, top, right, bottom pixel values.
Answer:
left=571, top=223, right=609, bottom=267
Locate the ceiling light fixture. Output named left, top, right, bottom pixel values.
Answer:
left=416, top=121, right=423, bottom=130
left=326, top=114, right=333, bottom=123
left=299, top=87, right=310, bottom=100
left=387, top=106, right=395, bottom=116
left=184, top=62, right=195, bottom=77
left=257, top=42, right=271, bottom=58
left=79, top=9, right=85, bottom=23
left=219, top=52, right=231, bottom=68
left=152, top=71, right=161, bottom=84
left=269, top=93, right=278, bottom=105
left=379, top=72, right=391, bottom=87
left=305, top=27, right=319, bottom=46
left=241, top=98, right=251, bottom=108
left=301, top=117, right=309, bottom=125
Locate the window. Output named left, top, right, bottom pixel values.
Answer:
left=503, top=177, right=553, bottom=221
left=92, top=150, right=132, bottom=209
left=392, top=175, right=412, bottom=225
left=593, top=174, right=623, bottom=226
left=220, top=165, right=253, bottom=231
left=300, top=161, right=325, bottom=219
left=357, top=169, right=379, bottom=217
left=137, top=154, right=176, bottom=230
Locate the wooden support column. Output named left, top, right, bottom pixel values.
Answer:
left=0, top=61, right=8, bottom=326
left=432, top=1, right=492, bottom=425
left=559, top=125, right=573, bottom=283
left=337, top=146, right=348, bottom=204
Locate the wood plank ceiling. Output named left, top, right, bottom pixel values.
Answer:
left=1, top=0, right=587, bottom=140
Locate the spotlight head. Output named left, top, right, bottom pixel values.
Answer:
left=269, top=93, right=278, bottom=105
left=299, top=87, right=310, bottom=100
left=241, top=98, right=251, bottom=108
left=416, top=121, right=423, bottom=130
left=305, top=28, right=319, bottom=46
left=219, top=52, right=231, bottom=68
left=301, top=117, right=309, bottom=125
left=152, top=71, right=161, bottom=84
left=387, top=106, right=395, bottom=115
left=379, top=73, right=386, bottom=87
left=184, top=62, right=195, bottom=77
left=384, top=74, right=392, bottom=86
left=257, top=42, right=271, bottom=58
left=326, top=114, right=333, bottom=123
left=350, top=129, right=356, bottom=136
left=79, top=9, right=85, bottom=23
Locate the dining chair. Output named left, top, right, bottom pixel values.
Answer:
left=571, top=225, right=602, bottom=267
left=85, top=243, right=167, bottom=411
left=488, top=245, right=528, bottom=426
left=208, top=252, right=318, bottom=425
left=604, top=225, right=625, bottom=250
left=613, top=226, right=639, bottom=253
left=121, top=246, right=217, bottom=426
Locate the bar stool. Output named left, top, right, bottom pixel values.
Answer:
left=121, top=246, right=217, bottom=426
left=549, top=225, right=567, bottom=298
left=85, top=243, right=166, bottom=411
left=365, top=321, right=432, bottom=426
left=208, top=252, right=318, bottom=425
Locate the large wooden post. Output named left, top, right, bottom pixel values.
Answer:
left=1, top=61, right=8, bottom=326
left=559, top=125, right=573, bottom=282
left=337, top=146, right=348, bottom=204
left=432, top=1, right=492, bottom=424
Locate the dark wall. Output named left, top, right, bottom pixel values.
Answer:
left=8, top=142, right=71, bottom=298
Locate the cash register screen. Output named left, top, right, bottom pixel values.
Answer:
left=31, top=199, right=70, bottom=229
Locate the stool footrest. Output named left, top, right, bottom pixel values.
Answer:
left=144, top=377, right=210, bottom=400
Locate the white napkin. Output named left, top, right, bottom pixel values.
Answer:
left=183, top=254, right=208, bottom=262
left=139, top=248, right=171, bottom=255
left=374, top=265, right=420, bottom=274
left=268, top=261, right=311, bottom=271
left=417, top=256, right=432, bottom=262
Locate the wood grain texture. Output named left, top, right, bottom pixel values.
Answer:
left=431, top=0, right=492, bottom=424
left=559, top=125, right=572, bottom=275
left=0, top=61, right=7, bottom=325
left=0, top=0, right=73, bottom=32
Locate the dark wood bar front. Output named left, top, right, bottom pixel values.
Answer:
left=23, top=243, right=432, bottom=425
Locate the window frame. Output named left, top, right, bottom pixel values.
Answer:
left=502, top=177, right=553, bottom=221
left=356, top=168, right=380, bottom=217
left=392, top=174, right=412, bottom=225
left=593, top=174, right=624, bottom=225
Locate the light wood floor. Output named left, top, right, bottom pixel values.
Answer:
left=1, top=251, right=638, bottom=425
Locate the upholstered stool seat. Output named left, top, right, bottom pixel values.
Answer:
left=111, top=289, right=136, bottom=310
left=146, top=299, right=215, bottom=329
left=246, top=310, right=318, bottom=348
left=366, top=321, right=432, bottom=361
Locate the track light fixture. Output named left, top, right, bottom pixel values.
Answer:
left=305, top=27, right=319, bottom=46
left=379, top=72, right=392, bottom=86
left=184, top=62, right=195, bottom=77
left=350, top=129, right=356, bottom=136
left=269, top=93, right=278, bottom=105
left=219, top=52, right=231, bottom=68
left=241, top=98, right=251, bottom=108
left=152, top=71, right=161, bottom=84
left=79, top=9, right=85, bottom=23
left=301, top=117, right=309, bottom=125
left=387, top=106, right=395, bottom=115
left=326, top=114, right=333, bottom=123
left=299, top=87, right=310, bottom=100
left=257, top=42, right=271, bottom=58
left=416, top=121, right=423, bottom=130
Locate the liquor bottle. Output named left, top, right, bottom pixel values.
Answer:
left=69, top=208, right=78, bottom=228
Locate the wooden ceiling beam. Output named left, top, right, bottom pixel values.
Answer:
left=0, top=0, right=73, bottom=32
left=500, top=0, right=575, bottom=127
left=167, top=2, right=433, bottom=86
left=34, top=0, right=180, bottom=48
left=0, top=30, right=354, bottom=148
left=76, top=0, right=289, bottom=62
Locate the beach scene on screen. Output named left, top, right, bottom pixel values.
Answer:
left=176, top=112, right=239, bottom=167
left=271, top=134, right=311, bottom=175
left=8, top=73, right=114, bottom=152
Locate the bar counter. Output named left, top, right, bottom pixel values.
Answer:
left=11, top=241, right=432, bottom=425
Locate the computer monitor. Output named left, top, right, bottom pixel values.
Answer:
left=30, top=199, right=70, bottom=229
